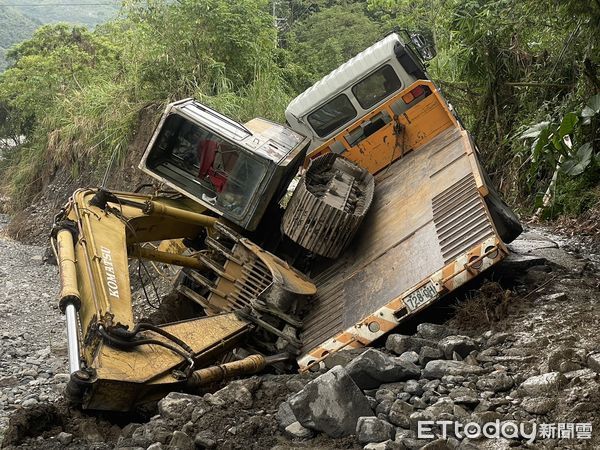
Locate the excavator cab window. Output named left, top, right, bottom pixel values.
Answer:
left=146, top=114, right=267, bottom=219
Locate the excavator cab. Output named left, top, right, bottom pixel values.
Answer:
left=140, top=99, right=310, bottom=231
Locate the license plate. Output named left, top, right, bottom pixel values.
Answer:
left=404, top=281, right=438, bottom=312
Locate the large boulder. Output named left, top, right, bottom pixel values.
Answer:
left=346, top=348, right=421, bottom=389
left=386, top=335, right=437, bottom=355
left=288, top=366, right=373, bottom=437
left=356, top=417, right=395, bottom=444
left=422, top=360, right=485, bottom=379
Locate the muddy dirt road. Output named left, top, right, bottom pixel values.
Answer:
left=0, top=220, right=599, bottom=449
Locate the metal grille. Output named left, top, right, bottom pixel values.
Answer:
left=432, top=174, right=494, bottom=263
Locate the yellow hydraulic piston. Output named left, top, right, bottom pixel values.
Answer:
left=143, top=200, right=219, bottom=228
left=186, top=353, right=289, bottom=388
left=129, top=244, right=205, bottom=271
left=55, top=228, right=82, bottom=374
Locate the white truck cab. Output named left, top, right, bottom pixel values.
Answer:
left=285, top=33, right=430, bottom=151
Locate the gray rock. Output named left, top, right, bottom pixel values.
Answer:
left=520, top=372, right=567, bottom=396
left=475, top=371, right=513, bottom=392
left=167, top=431, right=193, bottom=450
left=324, top=348, right=368, bottom=370
left=289, top=365, right=373, bottom=437
left=80, top=421, right=104, bottom=444
left=521, top=397, right=556, bottom=414
left=56, top=432, right=73, bottom=445
left=438, top=336, right=478, bottom=359
left=194, top=431, right=216, bottom=449
left=364, top=440, right=405, bottom=450
left=416, top=323, right=455, bottom=341
left=346, top=348, right=421, bottom=389
left=486, top=332, right=512, bottom=346
left=276, top=401, right=297, bottom=429
left=408, top=410, right=435, bottom=432
left=586, top=352, right=600, bottom=373
left=421, top=439, right=455, bottom=449
left=376, top=399, right=394, bottom=416
left=398, top=351, right=420, bottom=365
left=424, top=398, right=455, bottom=417
left=386, top=335, right=437, bottom=355
left=547, top=347, right=583, bottom=373
left=147, top=444, right=164, bottom=450
left=422, top=360, right=485, bottom=379
left=207, top=379, right=258, bottom=409
left=356, top=416, right=395, bottom=444
left=388, top=400, right=414, bottom=428
left=404, top=380, right=423, bottom=396
left=158, top=392, right=201, bottom=422
left=419, top=347, right=444, bottom=366
left=449, top=387, right=479, bottom=406
left=285, top=421, right=315, bottom=439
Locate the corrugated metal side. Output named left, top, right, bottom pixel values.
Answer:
left=432, top=174, right=494, bottom=264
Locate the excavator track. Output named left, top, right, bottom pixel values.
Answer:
left=281, top=154, right=374, bottom=258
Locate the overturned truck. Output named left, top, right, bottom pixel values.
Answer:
left=52, top=32, right=521, bottom=411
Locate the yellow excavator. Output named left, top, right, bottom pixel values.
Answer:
left=52, top=32, right=521, bottom=412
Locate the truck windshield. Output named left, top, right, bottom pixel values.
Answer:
left=352, top=65, right=402, bottom=109
left=307, top=94, right=357, bottom=138
left=146, top=114, right=267, bottom=219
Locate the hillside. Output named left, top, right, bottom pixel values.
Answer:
left=0, top=5, right=39, bottom=71
left=0, top=0, right=119, bottom=70
left=9, top=0, right=119, bottom=27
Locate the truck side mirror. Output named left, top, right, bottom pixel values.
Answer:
left=411, top=33, right=436, bottom=61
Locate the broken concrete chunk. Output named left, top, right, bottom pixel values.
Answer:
left=422, top=360, right=485, bottom=379
left=288, top=365, right=373, bottom=437
left=386, top=334, right=437, bottom=355
left=345, top=348, right=421, bottom=389
left=438, top=335, right=478, bottom=359
left=356, top=416, right=395, bottom=444
left=520, top=372, right=567, bottom=396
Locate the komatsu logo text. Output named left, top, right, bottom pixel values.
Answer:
left=101, top=246, right=120, bottom=298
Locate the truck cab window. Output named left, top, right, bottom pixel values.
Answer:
left=147, top=114, right=267, bottom=219
left=307, top=94, right=357, bottom=138
left=352, top=65, right=402, bottom=109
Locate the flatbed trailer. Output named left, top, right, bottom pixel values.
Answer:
left=297, top=80, right=512, bottom=369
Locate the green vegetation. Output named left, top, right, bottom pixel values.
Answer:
left=0, top=0, right=598, bottom=220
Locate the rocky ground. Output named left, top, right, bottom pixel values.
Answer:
left=0, top=221, right=599, bottom=449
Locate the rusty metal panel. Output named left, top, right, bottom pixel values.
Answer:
left=300, top=126, right=497, bottom=354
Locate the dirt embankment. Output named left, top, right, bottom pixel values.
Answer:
left=4, top=104, right=162, bottom=246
